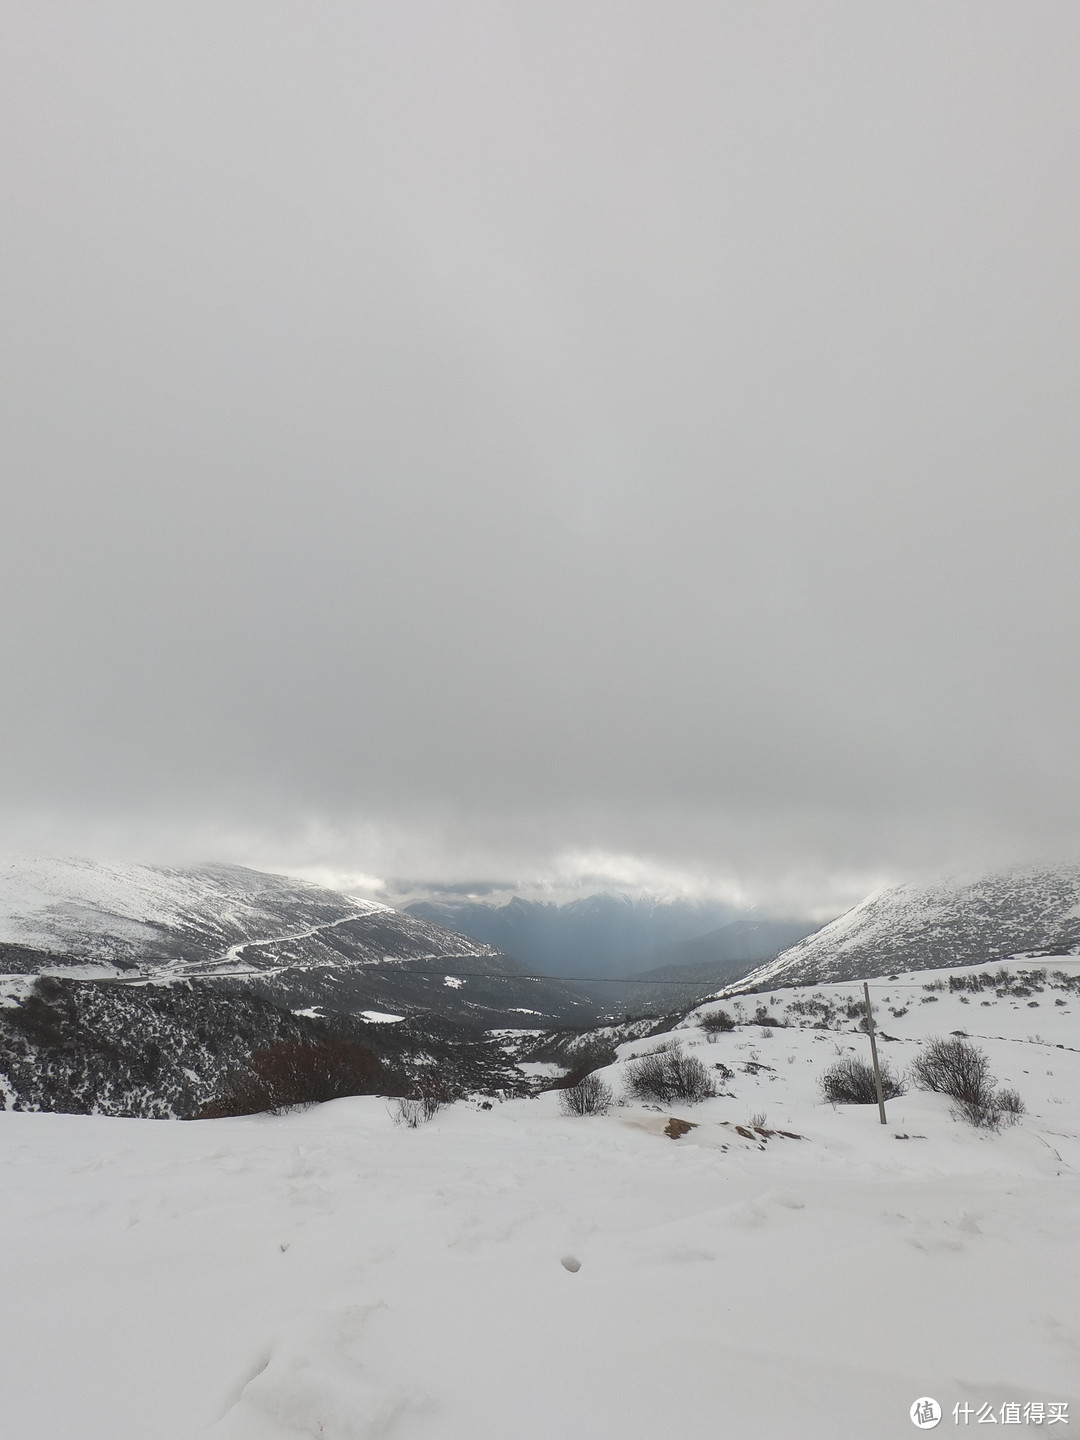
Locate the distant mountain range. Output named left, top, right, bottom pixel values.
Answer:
left=0, top=858, right=598, bottom=1029
left=403, top=892, right=745, bottom=979
left=612, top=918, right=823, bottom=1014
left=4, top=857, right=1080, bottom=1119
left=732, top=865, right=1080, bottom=992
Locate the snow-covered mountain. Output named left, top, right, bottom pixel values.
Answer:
left=732, top=865, right=1080, bottom=992
left=0, top=856, right=389, bottom=967
left=0, top=858, right=598, bottom=1028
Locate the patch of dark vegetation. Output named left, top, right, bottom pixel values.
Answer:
left=0, top=976, right=531, bottom=1119
left=940, top=966, right=1074, bottom=1000
left=199, top=1037, right=404, bottom=1117
left=787, top=995, right=839, bottom=1028
left=556, top=1039, right=618, bottom=1088
left=0, top=943, right=73, bottom=975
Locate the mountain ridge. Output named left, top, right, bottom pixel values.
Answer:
left=730, top=864, right=1080, bottom=992
left=0, top=858, right=598, bottom=1028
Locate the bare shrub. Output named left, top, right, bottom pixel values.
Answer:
left=911, top=1036, right=1026, bottom=1130
left=203, top=1037, right=389, bottom=1116
left=955, top=1084, right=1027, bottom=1131
left=625, top=1051, right=668, bottom=1101
left=699, top=1010, right=735, bottom=1035
left=392, top=1076, right=451, bottom=1127
left=627, top=1049, right=714, bottom=1104
left=911, top=1037, right=993, bottom=1105
left=559, top=1072, right=614, bottom=1117
left=821, top=1056, right=906, bottom=1105
left=953, top=1093, right=1004, bottom=1129
left=996, top=1088, right=1025, bottom=1124
left=392, top=1097, right=425, bottom=1127
left=666, top=1052, right=715, bottom=1102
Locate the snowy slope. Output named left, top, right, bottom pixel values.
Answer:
left=0, top=957, right=1077, bottom=1440
left=0, top=856, right=388, bottom=966
left=733, top=865, right=1080, bottom=991
left=0, top=859, right=598, bottom=1027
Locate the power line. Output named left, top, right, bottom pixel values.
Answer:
left=362, top=967, right=1076, bottom=991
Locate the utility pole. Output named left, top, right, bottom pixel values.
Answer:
left=863, top=981, right=887, bottom=1126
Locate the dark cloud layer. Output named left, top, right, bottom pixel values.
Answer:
left=2, top=4, right=1078, bottom=910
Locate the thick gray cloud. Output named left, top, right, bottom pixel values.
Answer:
left=2, top=3, right=1078, bottom=911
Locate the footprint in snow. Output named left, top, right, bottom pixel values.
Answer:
left=207, top=1301, right=423, bottom=1440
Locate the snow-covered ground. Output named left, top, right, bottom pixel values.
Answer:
left=1, top=959, right=1077, bottom=1439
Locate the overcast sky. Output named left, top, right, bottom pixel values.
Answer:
left=2, top=3, right=1078, bottom=915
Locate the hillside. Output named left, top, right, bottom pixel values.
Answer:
left=0, top=858, right=599, bottom=1029
left=731, top=865, right=1080, bottom=993
left=0, top=973, right=530, bottom=1118
left=611, top=917, right=822, bottom=1013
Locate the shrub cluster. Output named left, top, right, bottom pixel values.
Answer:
left=699, top=1010, right=735, bottom=1035
left=626, top=1047, right=714, bottom=1104
left=392, top=1078, right=451, bottom=1128
left=820, top=1056, right=906, bottom=1105
left=787, top=995, right=839, bottom=1028
left=911, top=1036, right=989, bottom=1102
left=559, top=1072, right=614, bottom=1116
left=911, top=1037, right=1024, bottom=1129
left=201, top=1036, right=394, bottom=1117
